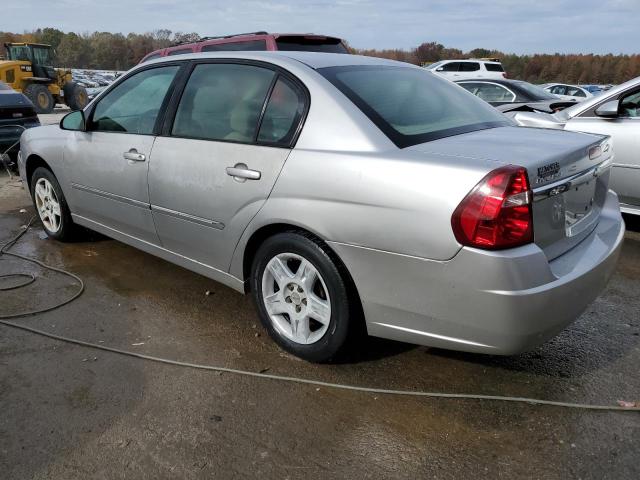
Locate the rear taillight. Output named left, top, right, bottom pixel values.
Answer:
left=502, top=72, right=508, bottom=78
left=451, top=165, right=533, bottom=250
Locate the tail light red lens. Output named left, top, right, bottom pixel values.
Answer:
left=502, top=72, right=508, bottom=78
left=451, top=165, right=533, bottom=250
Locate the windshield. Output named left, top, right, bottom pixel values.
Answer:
left=514, top=81, right=558, bottom=100
left=7, top=45, right=31, bottom=61
left=425, top=61, right=444, bottom=70
left=319, top=65, right=512, bottom=148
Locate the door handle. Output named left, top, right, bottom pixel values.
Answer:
left=123, top=149, right=146, bottom=162
left=226, top=163, right=261, bottom=181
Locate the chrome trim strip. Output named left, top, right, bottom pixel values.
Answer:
left=612, top=163, right=640, bottom=170
left=152, top=205, right=225, bottom=230
left=71, top=182, right=150, bottom=209
left=372, top=322, right=495, bottom=348
left=532, top=158, right=612, bottom=202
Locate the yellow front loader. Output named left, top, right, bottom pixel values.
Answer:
left=0, top=43, right=88, bottom=113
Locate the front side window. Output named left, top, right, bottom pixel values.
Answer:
left=257, top=76, right=306, bottom=145
left=550, top=85, right=566, bottom=95
left=172, top=63, right=275, bottom=143
left=91, top=65, right=179, bottom=134
left=320, top=65, right=511, bottom=148
left=201, top=40, right=267, bottom=52
left=620, top=90, right=640, bottom=117
left=459, top=82, right=516, bottom=103
left=32, top=47, right=53, bottom=65
left=566, top=86, right=586, bottom=98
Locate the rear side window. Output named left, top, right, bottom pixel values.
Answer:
left=201, top=40, right=267, bottom=52
left=91, top=65, right=179, bottom=134
left=167, top=48, right=193, bottom=56
left=257, top=77, right=306, bottom=145
left=459, top=62, right=480, bottom=72
left=275, top=36, right=348, bottom=53
left=320, top=65, right=510, bottom=148
left=171, top=63, right=275, bottom=143
left=485, top=63, right=504, bottom=72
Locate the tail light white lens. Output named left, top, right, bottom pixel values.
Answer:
left=451, top=165, right=533, bottom=250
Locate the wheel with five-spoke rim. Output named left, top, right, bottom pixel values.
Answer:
left=251, top=232, right=354, bottom=362
left=30, top=167, right=77, bottom=241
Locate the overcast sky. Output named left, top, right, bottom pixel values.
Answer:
left=3, top=0, right=638, bottom=54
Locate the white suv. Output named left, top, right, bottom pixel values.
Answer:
left=426, top=59, right=507, bottom=81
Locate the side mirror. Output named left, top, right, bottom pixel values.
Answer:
left=60, top=110, right=86, bottom=131
left=594, top=100, right=620, bottom=118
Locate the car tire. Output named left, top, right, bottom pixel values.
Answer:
left=63, top=82, right=89, bottom=111
left=30, top=167, right=77, bottom=241
left=251, top=232, right=354, bottom=363
left=23, top=84, right=55, bottom=114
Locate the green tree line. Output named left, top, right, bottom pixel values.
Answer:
left=2, top=29, right=639, bottom=84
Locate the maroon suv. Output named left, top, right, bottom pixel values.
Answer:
left=139, top=32, right=349, bottom=63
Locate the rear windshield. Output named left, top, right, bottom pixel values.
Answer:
left=276, top=36, right=348, bottom=53
left=319, top=65, right=511, bottom=148
left=202, top=40, right=267, bottom=52
left=513, top=81, right=558, bottom=100
left=485, top=63, right=504, bottom=72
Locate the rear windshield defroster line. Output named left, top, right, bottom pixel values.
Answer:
left=318, top=65, right=511, bottom=148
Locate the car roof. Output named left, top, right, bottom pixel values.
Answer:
left=141, top=51, right=414, bottom=70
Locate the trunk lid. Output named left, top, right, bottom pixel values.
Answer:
left=408, top=126, right=613, bottom=259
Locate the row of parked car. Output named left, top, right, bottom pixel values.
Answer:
left=4, top=34, right=638, bottom=217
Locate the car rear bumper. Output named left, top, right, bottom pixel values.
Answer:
left=329, top=189, right=624, bottom=355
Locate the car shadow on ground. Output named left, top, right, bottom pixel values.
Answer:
left=623, top=213, right=640, bottom=232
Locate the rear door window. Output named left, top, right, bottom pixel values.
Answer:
left=171, top=63, right=275, bottom=143
left=459, top=62, right=480, bottom=72
left=201, top=40, right=267, bottom=52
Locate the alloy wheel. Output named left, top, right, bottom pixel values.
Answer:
left=261, top=252, right=332, bottom=345
left=34, top=178, right=62, bottom=233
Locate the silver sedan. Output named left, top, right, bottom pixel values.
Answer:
left=18, top=52, right=624, bottom=362
left=508, top=76, right=640, bottom=216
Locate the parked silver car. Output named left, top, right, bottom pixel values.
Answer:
left=18, top=52, right=624, bottom=362
left=507, top=76, right=640, bottom=215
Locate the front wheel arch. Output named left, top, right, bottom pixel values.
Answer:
left=25, top=155, right=53, bottom=192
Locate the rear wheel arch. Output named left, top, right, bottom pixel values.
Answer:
left=242, top=223, right=363, bottom=316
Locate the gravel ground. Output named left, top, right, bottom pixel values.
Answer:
left=1, top=173, right=639, bottom=479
